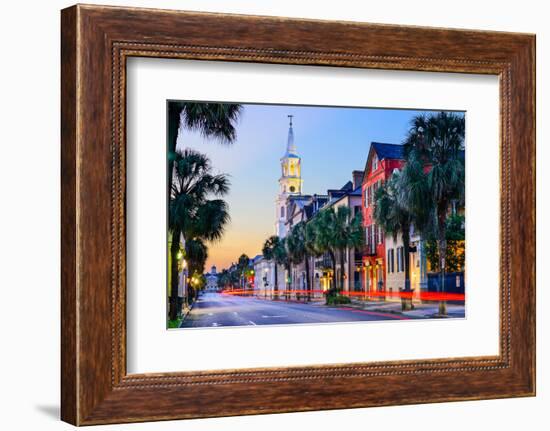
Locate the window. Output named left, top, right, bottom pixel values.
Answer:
left=366, top=225, right=375, bottom=255
left=396, top=247, right=401, bottom=272
left=368, top=186, right=372, bottom=206
left=364, top=188, right=369, bottom=208
left=397, top=247, right=404, bottom=272
left=280, top=206, right=285, bottom=218
left=391, top=249, right=395, bottom=273
left=373, top=154, right=378, bottom=171
left=387, top=249, right=393, bottom=273
left=374, top=223, right=379, bottom=246
left=370, top=184, right=374, bottom=205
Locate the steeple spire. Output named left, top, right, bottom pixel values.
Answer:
left=286, top=114, right=296, bottom=155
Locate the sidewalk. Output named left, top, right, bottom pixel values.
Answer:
left=347, top=298, right=466, bottom=319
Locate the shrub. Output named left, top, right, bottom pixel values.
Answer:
left=326, top=292, right=351, bottom=305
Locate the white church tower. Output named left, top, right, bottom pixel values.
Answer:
left=275, top=115, right=303, bottom=238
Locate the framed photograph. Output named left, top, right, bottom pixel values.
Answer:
left=61, top=4, right=535, bottom=425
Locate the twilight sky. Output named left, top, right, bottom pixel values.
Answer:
left=176, top=103, right=461, bottom=272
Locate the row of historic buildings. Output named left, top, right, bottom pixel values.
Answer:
left=252, top=117, right=464, bottom=302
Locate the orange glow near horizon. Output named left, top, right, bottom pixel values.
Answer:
left=205, top=224, right=271, bottom=271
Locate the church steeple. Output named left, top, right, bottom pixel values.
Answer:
left=286, top=114, right=297, bottom=155
left=275, top=115, right=303, bottom=237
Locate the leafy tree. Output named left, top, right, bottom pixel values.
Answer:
left=425, top=214, right=465, bottom=273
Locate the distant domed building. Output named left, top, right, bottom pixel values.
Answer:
left=205, top=265, right=218, bottom=291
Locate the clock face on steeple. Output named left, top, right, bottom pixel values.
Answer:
left=289, top=186, right=296, bottom=192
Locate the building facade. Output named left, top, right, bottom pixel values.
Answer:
left=361, top=143, right=405, bottom=297
left=384, top=227, right=428, bottom=301
left=205, top=265, right=218, bottom=291
left=361, top=142, right=431, bottom=302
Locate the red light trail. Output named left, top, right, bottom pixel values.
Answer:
left=220, top=289, right=465, bottom=302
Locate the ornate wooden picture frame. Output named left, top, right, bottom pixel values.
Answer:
left=61, top=4, right=535, bottom=425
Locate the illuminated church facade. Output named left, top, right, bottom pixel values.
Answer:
left=275, top=115, right=303, bottom=238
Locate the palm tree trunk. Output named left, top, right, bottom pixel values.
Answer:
left=167, top=105, right=181, bottom=190
left=328, top=250, right=336, bottom=291
left=437, top=210, right=448, bottom=316
left=305, top=254, right=311, bottom=302
left=169, top=228, right=181, bottom=321
left=273, top=263, right=278, bottom=299
left=402, top=225, right=413, bottom=311
left=339, top=249, right=345, bottom=291
left=285, top=263, right=291, bottom=301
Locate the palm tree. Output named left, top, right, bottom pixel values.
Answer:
left=262, top=236, right=286, bottom=298
left=218, top=269, right=231, bottom=290
left=286, top=223, right=308, bottom=300
left=313, top=207, right=364, bottom=292
left=168, top=149, right=230, bottom=320
left=374, top=171, right=415, bottom=310
left=330, top=207, right=365, bottom=291
left=185, top=238, right=208, bottom=302
left=312, top=209, right=338, bottom=290
left=237, top=254, right=250, bottom=290
left=403, top=112, right=465, bottom=315
left=168, top=102, right=242, bottom=188
left=304, top=222, right=322, bottom=299
left=287, top=221, right=319, bottom=301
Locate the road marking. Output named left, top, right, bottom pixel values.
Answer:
left=248, top=321, right=257, bottom=326
left=208, top=313, right=213, bottom=316
left=261, top=315, right=287, bottom=318
left=211, top=322, right=221, bottom=326
left=233, top=312, right=239, bottom=315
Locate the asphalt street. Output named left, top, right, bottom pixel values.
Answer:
left=180, top=291, right=411, bottom=328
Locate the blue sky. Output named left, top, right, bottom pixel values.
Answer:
left=176, top=103, right=462, bottom=271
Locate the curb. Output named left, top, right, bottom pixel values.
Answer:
left=178, top=298, right=198, bottom=327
